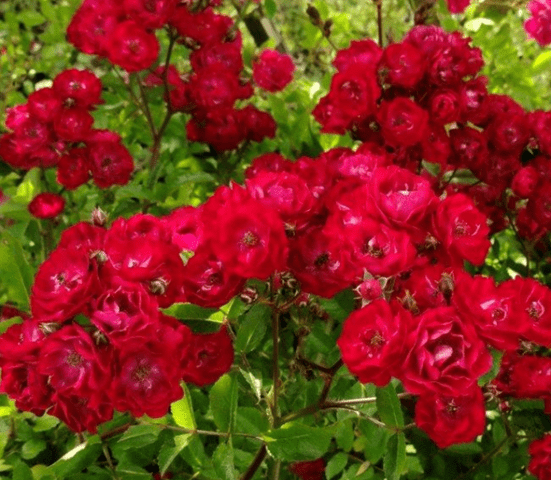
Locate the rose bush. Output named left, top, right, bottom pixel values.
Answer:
left=1, top=0, right=551, bottom=479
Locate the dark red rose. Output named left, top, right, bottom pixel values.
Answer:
left=512, top=277, right=551, bottom=347
left=415, top=385, right=486, bottom=449
left=123, top=0, right=176, bottom=30
left=88, top=141, right=134, bottom=188
left=512, top=166, right=539, bottom=198
left=453, top=274, right=526, bottom=351
left=338, top=300, right=412, bottom=386
left=378, top=97, right=429, bottom=147
left=52, top=69, right=103, bottom=109
left=169, top=6, right=232, bottom=46
left=106, top=20, right=160, bottom=72
left=493, top=353, right=551, bottom=399
left=204, top=190, right=288, bottom=280
left=431, top=193, right=491, bottom=266
left=31, top=247, right=101, bottom=322
left=525, top=0, right=551, bottom=47
left=57, top=147, right=90, bottom=190
left=289, top=458, right=325, bottom=480
left=241, top=106, right=277, bottom=143
left=378, top=42, right=426, bottom=89
left=528, top=434, right=551, bottom=480
left=446, top=0, right=471, bottom=13
left=111, top=324, right=184, bottom=418
left=179, top=248, right=245, bottom=308
left=190, top=37, right=243, bottom=74
left=27, top=88, right=63, bottom=122
left=181, top=326, right=234, bottom=387
left=400, top=306, right=492, bottom=395
left=333, top=39, right=382, bottom=72
left=189, top=66, right=239, bottom=108
left=429, top=89, right=461, bottom=125
left=253, top=49, right=295, bottom=92
left=37, top=324, right=112, bottom=402
left=28, top=193, right=65, bottom=219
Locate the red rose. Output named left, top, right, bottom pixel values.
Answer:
left=253, top=49, right=295, bottom=92
left=432, top=193, right=491, bottom=266
left=378, top=42, right=426, bottom=89
left=106, top=20, right=160, bottom=72
left=31, top=247, right=101, bottom=321
left=338, top=300, right=412, bottom=386
left=528, top=434, right=551, bottom=480
left=52, top=69, right=103, bottom=109
left=333, top=39, right=382, bottom=72
left=289, top=458, right=325, bottom=480
left=28, top=193, right=65, bottom=219
left=400, top=306, right=492, bottom=395
left=181, top=326, right=234, bottom=387
left=415, top=385, right=486, bottom=449
left=88, top=140, right=134, bottom=188
left=377, top=97, right=429, bottom=147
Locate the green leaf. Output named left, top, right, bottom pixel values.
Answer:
left=213, top=443, right=238, bottom=480
left=18, top=11, right=47, bottom=27
left=158, top=434, right=193, bottom=476
left=209, top=374, right=238, bottom=433
left=13, top=461, right=33, bottom=480
left=236, top=407, right=269, bottom=435
left=162, top=303, right=220, bottom=322
left=48, top=438, right=103, bottom=477
left=21, top=438, right=46, bottom=459
left=171, top=383, right=196, bottom=429
left=532, top=51, right=551, bottom=75
left=326, top=452, right=348, bottom=479
left=234, top=303, right=269, bottom=353
left=376, top=383, right=404, bottom=428
left=263, top=423, right=332, bottom=461
left=115, top=425, right=160, bottom=450
left=264, top=0, right=277, bottom=17
left=384, top=433, right=406, bottom=480
left=0, top=231, right=34, bottom=309
left=318, top=289, right=355, bottom=321
left=478, top=349, right=504, bottom=386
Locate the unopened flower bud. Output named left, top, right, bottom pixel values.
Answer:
left=39, top=322, right=61, bottom=335
left=91, top=207, right=107, bottom=227
left=240, top=286, right=258, bottom=305
left=306, top=4, right=321, bottom=24
left=150, top=278, right=168, bottom=295
left=401, top=291, right=419, bottom=314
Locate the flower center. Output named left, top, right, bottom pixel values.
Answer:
left=242, top=231, right=260, bottom=247
left=66, top=351, right=83, bottom=367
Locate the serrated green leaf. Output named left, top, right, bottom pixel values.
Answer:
left=326, top=452, right=348, bottom=479
left=116, top=425, right=160, bottom=450
left=209, top=374, right=238, bottom=433
left=171, top=383, right=196, bottom=430
left=213, top=443, right=237, bottom=480
left=235, top=303, right=269, bottom=353
left=376, top=383, right=404, bottom=428
left=384, top=433, right=406, bottom=480
left=158, top=434, right=192, bottom=476
left=263, top=423, right=332, bottom=461
left=47, top=438, right=102, bottom=477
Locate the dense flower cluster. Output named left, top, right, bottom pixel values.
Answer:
left=314, top=25, right=551, bottom=246
left=67, top=0, right=294, bottom=152
left=0, top=216, right=234, bottom=433
left=0, top=69, right=134, bottom=189
left=311, top=25, right=551, bottom=452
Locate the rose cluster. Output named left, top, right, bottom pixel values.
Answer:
left=313, top=25, right=551, bottom=246
left=67, top=0, right=294, bottom=152
left=311, top=24, right=551, bottom=462
left=0, top=69, right=133, bottom=189
left=0, top=215, right=234, bottom=433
